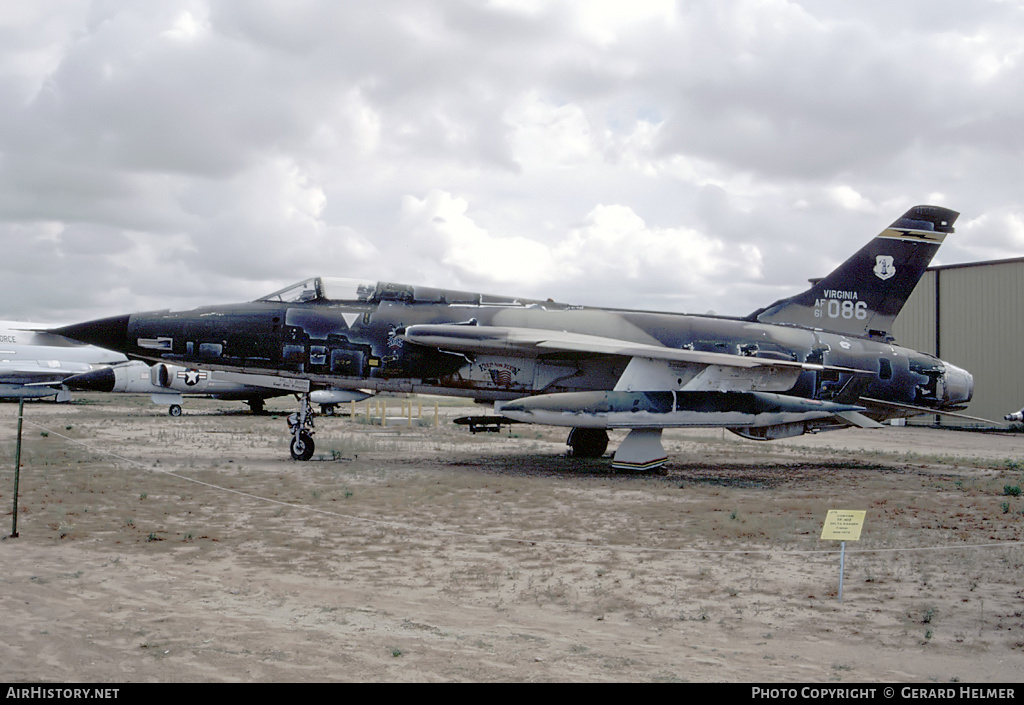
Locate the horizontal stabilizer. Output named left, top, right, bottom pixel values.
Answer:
left=860, top=397, right=998, bottom=425
left=833, top=410, right=884, bottom=429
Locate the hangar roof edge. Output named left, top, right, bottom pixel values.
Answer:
left=925, top=256, right=1024, bottom=272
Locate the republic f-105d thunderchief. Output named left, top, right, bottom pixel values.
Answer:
left=54, top=206, right=974, bottom=469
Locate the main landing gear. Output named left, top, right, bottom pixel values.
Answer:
left=567, top=428, right=668, bottom=472
left=287, top=393, right=316, bottom=461
left=567, top=428, right=609, bottom=458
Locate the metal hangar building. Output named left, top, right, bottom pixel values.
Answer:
left=891, top=257, right=1024, bottom=427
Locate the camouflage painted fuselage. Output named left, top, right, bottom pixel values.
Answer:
left=68, top=278, right=970, bottom=421
left=52, top=206, right=976, bottom=467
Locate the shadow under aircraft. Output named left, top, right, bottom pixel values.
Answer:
left=54, top=206, right=975, bottom=469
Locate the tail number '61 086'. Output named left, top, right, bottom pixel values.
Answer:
left=815, top=300, right=868, bottom=320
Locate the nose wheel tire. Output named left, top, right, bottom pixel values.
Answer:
left=290, top=431, right=315, bottom=461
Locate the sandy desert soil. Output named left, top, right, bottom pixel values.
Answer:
left=1, top=394, right=1023, bottom=683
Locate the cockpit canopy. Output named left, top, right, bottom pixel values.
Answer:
left=256, top=277, right=379, bottom=304
left=255, top=276, right=549, bottom=307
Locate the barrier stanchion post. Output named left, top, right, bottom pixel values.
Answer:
left=10, top=398, right=24, bottom=538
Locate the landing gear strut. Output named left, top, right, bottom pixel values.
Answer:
left=287, top=393, right=316, bottom=461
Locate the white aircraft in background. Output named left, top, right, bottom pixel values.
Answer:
left=62, top=359, right=371, bottom=416
left=0, top=320, right=127, bottom=401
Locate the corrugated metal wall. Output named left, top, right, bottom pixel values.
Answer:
left=890, top=259, right=1024, bottom=426
left=891, top=270, right=936, bottom=355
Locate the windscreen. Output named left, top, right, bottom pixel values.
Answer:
left=256, top=277, right=380, bottom=304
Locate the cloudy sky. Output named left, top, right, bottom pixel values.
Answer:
left=3, top=0, right=1023, bottom=324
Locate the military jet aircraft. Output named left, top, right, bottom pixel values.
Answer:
left=61, top=359, right=371, bottom=416
left=53, top=205, right=974, bottom=468
left=0, top=320, right=127, bottom=401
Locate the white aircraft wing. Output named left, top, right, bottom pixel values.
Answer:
left=0, top=360, right=90, bottom=384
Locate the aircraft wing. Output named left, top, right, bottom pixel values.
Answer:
left=860, top=397, right=999, bottom=425
left=0, top=361, right=82, bottom=385
left=0, top=361, right=85, bottom=400
left=401, top=324, right=865, bottom=374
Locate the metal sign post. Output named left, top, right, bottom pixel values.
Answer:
left=820, top=510, right=866, bottom=602
left=839, top=541, right=846, bottom=601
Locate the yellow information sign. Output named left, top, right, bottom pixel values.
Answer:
left=820, top=510, right=866, bottom=541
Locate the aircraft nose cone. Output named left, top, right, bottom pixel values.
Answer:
left=63, top=366, right=116, bottom=393
left=495, top=399, right=528, bottom=416
left=52, top=315, right=131, bottom=353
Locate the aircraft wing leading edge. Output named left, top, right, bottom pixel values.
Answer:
left=401, top=324, right=867, bottom=373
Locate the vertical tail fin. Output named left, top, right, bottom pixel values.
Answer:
left=749, top=205, right=958, bottom=339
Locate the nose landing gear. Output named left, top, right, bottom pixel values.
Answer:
left=287, top=393, right=316, bottom=461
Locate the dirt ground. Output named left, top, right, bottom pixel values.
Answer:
left=1, top=393, right=1022, bottom=683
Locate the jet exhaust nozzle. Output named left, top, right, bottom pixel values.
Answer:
left=942, top=361, right=973, bottom=407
